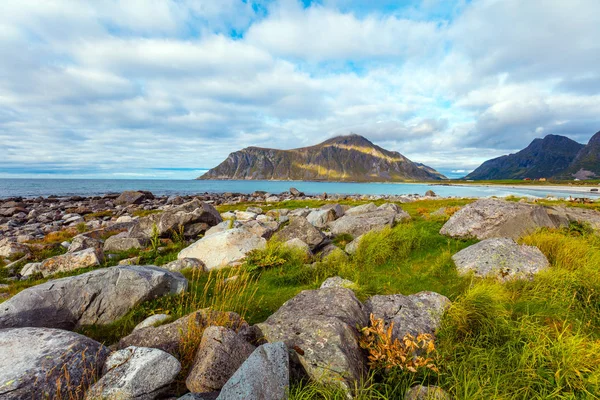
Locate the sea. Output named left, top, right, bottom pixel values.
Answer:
left=0, top=179, right=597, bottom=200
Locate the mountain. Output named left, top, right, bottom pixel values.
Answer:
left=562, top=131, right=600, bottom=179
left=465, top=134, right=584, bottom=180
left=198, top=134, right=446, bottom=182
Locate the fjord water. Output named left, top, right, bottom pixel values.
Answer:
left=0, top=178, right=596, bottom=199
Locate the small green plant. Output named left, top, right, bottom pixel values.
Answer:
left=171, top=224, right=186, bottom=245
left=76, top=222, right=88, bottom=234
left=332, top=233, right=353, bottom=248
left=150, top=223, right=161, bottom=255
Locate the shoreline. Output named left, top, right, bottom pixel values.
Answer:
left=448, top=183, right=600, bottom=195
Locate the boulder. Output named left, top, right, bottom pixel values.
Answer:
left=39, top=247, right=103, bottom=277
left=115, top=190, right=152, bottom=206
left=306, top=208, right=337, bottom=229
left=0, top=265, right=187, bottom=330
left=284, top=238, right=312, bottom=257
left=85, top=346, right=181, bottom=400
left=440, top=199, right=564, bottom=239
left=104, top=233, right=149, bottom=252
left=549, top=206, right=600, bottom=231
left=451, top=238, right=550, bottom=281
left=290, top=187, right=303, bottom=197
left=256, top=288, right=368, bottom=391
left=328, top=203, right=410, bottom=237
left=20, top=262, right=41, bottom=277
left=119, top=309, right=247, bottom=356
left=320, top=203, right=345, bottom=219
left=68, top=234, right=103, bottom=253
left=129, top=200, right=222, bottom=239
left=217, top=342, right=289, bottom=400
left=320, top=276, right=355, bottom=289
left=344, top=234, right=363, bottom=255
left=244, top=219, right=279, bottom=239
left=133, top=314, right=171, bottom=331
left=164, top=257, right=206, bottom=272
left=405, top=385, right=451, bottom=400
left=275, top=217, right=326, bottom=251
left=186, top=326, right=256, bottom=393
left=364, top=291, right=451, bottom=340
left=0, top=237, right=29, bottom=258
left=234, top=211, right=257, bottom=221
left=178, top=228, right=266, bottom=270
left=0, top=327, right=110, bottom=400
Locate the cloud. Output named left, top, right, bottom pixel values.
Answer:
left=0, top=0, right=599, bottom=179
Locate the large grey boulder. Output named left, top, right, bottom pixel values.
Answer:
left=0, top=237, right=30, bottom=258
left=0, top=265, right=187, bottom=330
left=328, top=203, right=410, bottom=237
left=115, top=190, right=152, bottom=206
left=364, top=291, right=450, bottom=341
left=178, top=228, right=266, bottom=270
left=85, top=346, right=181, bottom=400
left=440, top=199, right=564, bottom=239
left=306, top=208, right=337, bottom=229
left=452, top=238, right=550, bottom=281
left=104, top=233, right=149, bottom=252
left=217, top=342, right=289, bottom=400
left=256, top=288, right=368, bottom=391
left=68, top=234, right=103, bottom=253
left=119, top=309, right=247, bottom=356
left=130, top=200, right=222, bottom=239
left=275, top=216, right=326, bottom=250
left=0, top=327, right=110, bottom=400
left=549, top=206, right=600, bottom=231
left=186, top=326, right=256, bottom=393
left=39, top=247, right=103, bottom=277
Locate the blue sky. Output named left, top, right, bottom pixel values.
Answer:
left=1, top=0, right=599, bottom=179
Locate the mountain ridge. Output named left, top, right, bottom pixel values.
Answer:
left=465, top=134, right=586, bottom=180
left=198, top=134, right=446, bottom=182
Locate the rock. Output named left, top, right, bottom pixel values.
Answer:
left=549, top=206, right=600, bottom=231
left=246, top=206, right=263, bottom=214
left=0, top=327, right=110, bottom=400
left=217, top=342, right=289, bottom=400
left=20, top=262, right=41, bottom=277
left=425, top=190, right=437, bottom=197
left=440, top=199, right=564, bottom=239
left=0, top=265, right=187, bottom=329
left=130, top=200, right=222, bottom=239
left=266, top=196, right=280, bottom=203
left=68, top=234, right=102, bottom=253
left=404, top=385, right=451, bottom=400
left=320, top=276, right=355, bottom=289
left=284, top=238, right=312, bottom=257
left=320, top=203, right=345, bottom=218
left=119, top=309, right=248, bottom=356
left=0, top=238, right=29, bottom=258
left=134, top=314, right=171, bottom=331
left=328, top=203, right=410, bottom=237
left=115, top=190, right=151, bottom=206
left=178, top=228, right=266, bottom=270
left=364, top=292, right=451, bottom=340
left=306, top=208, right=337, bottom=228
left=116, top=215, right=134, bottom=223
left=344, top=234, right=363, bottom=255
left=451, top=238, right=550, bottom=281
left=104, top=234, right=149, bottom=252
left=256, top=288, right=368, bottom=391
left=186, top=326, right=256, bottom=393
left=85, top=346, right=181, bottom=400
left=118, top=256, right=141, bottom=265
left=205, top=220, right=240, bottom=237
left=164, top=257, right=206, bottom=272
left=244, top=219, right=279, bottom=239
left=39, top=247, right=103, bottom=277
left=290, top=187, right=303, bottom=197
left=179, top=393, right=220, bottom=400
left=234, top=211, right=257, bottom=221
left=276, top=217, right=326, bottom=251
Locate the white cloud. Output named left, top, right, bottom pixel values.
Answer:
left=0, top=0, right=599, bottom=179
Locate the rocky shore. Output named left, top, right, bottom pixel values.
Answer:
left=2, top=190, right=600, bottom=399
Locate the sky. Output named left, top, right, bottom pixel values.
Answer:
left=1, top=0, right=599, bottom=180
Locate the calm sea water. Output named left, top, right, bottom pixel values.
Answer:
left=0, top=179, right=597, bottom=199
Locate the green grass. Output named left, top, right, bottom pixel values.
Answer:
left=3, top=198, right=600, bottom=398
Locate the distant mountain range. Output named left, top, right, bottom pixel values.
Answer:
left=466, top=131, right=600, bottom=180
left=198, top=134, right=447, bottom=182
